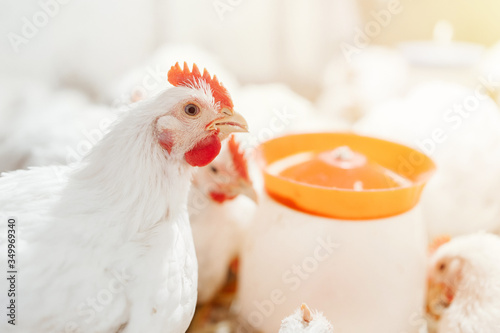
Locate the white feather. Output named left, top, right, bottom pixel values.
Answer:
left=188, top=141, right=256, bottom=304
left=0, top=85, right=225, bottom=332
left=429, top=233, right=500, bottom=332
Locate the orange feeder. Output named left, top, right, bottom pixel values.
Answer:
left=258, top=132, right=436, bottom=220
left=239, top=132, right=436, bottom=333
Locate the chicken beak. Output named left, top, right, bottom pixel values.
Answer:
left=226, top=179, right=258, bottom=203
left=210, top=108, right=249, bottom=140
left=238, top=179, right=258, bottom=203
left=301, top=303, right=312, bottom=323
left=426, top=278, right=453, bottom=320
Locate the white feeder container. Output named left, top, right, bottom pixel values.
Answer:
left=237, top=133, right=435, bottom=333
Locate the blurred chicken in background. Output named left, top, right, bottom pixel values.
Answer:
left=234, top=83, right=349, bottom=156
left=478, top=40, right=500, bottom=105
left=317, top=46, right=409, bottom=124
left=0, top=84, right=116, bottom=173
left=427, top=233, right=500, bottom=332
left=104, top=43, right=239, bottom=108
left=190, top=135, right=257, bottom=304
left=354, top=81, right=500, bottom=239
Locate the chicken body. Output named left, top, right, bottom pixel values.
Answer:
left=189, top=195, right=251, bottom=303
left=318, top=46, right=409, bottom=124
left=0, top=64, right=248, bottom=332
left=427, top=233, right=500, bottom=333
left=0, top=84, right=116, bottom=173
left=0, top=68, right=252, bottom=308
left=354, top=82, right=500, bottom=238
left=478, top=41, right=500, bottom=106
left=1, top=113, right=196, bottom=333
left=189, top=137, right=256, bottom=304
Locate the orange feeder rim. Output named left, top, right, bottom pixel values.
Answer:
left=257, top=132, right=436, bottom=220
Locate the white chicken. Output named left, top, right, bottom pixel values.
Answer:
left=0, top=76, right=55, bottom=124
left=317, top=46, right=409, bottom=124
left=189, top=135, right=257, bottom=304
left=354, top=81, right=500, bottom=238
left=0, top=74, right=254, bottom=307
left=427, top=233, right=500, bottom=332
left=279, top=303, right=334, bottom=333
left=0, top=63, right=248, bottom=333
left=478, top=40, right=500, bottom=105
left=0, top=86, right=116, bottom=173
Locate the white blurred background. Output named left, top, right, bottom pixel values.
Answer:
left=2, top=0, right=500, bottom=239
left=1, top=0, right=361, bottom=99
left=3, top=2, right=500, bottom=331
left=1, top=0, right=500, bottom=98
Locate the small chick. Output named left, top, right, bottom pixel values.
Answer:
left=427, top=233, right=500, bottom=332
left=279, top=303, right=334, bottom=333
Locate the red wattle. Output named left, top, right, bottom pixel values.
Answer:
left=185, top=134, right=222, bottom=167
left=209, top=191, right=237, bottom=204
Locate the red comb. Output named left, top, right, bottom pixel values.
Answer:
left=428, top=235, right=451, bottom=254
left=168, top=62, right=233, bottom=110
left=228, top=135, right=249, bottom=181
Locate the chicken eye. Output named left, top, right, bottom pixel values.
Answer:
left=210, top=165, right=218, bottom=174
left=438, top=262, right=446, bottom=271
left=184, top=104, right=200, bottom=117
